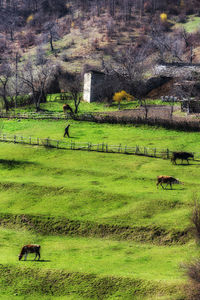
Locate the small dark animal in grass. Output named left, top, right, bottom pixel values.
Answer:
left=63, top=104, right=73, bottom=114
left=156, top=175, right=180, bottom=189
left=171, top=152, right=194, bottom=165
left=64, top=124, right=70, bottom=138
left=18, top=244, right=41, bottom=261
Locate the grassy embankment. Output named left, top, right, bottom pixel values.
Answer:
left=0, top=115, right=200, bottom=298
left=6, top=96, right=173, bottom=114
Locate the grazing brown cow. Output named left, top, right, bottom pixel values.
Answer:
left=18, top=244, right=41, bottom=261
left=171, top=152, right=194, bottom=164
left=63, top=104, right=73, bottom=114
left=156, top=175, right=180, bottom=189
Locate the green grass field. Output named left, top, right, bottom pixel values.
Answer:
left=2, top=118, right=200, bottom=152
left=8, top=97, right=171, bottom=114
left=0, top=114, right=199, bottom=299
left=175, top=15, right=200, bottom=33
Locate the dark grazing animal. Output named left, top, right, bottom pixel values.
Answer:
left=171, top=151, right=194, bottom=164
left=63, top=104, right=73, bottom=114
left=156, top=175, right=180, bottom=189
left=18, top=244, right=41, bottom=261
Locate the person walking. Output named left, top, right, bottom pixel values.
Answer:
left=64, top=124, right=70, bottom=138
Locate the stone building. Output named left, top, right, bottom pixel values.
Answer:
left=83, top=70, right=106, bottom=103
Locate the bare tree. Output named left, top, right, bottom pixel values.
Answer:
left=102, top=43, right=151, bottom=99
left=19, top=58, right=58, bottom=111
left=0, top=62, right=13, bottom=112
left=66, top=73, right=82, bottom=114
left=43, top=20, right=60, bottom=52
left=151, top=25, right=187, bottom=63
left=35, top=45, right=47, bottom=65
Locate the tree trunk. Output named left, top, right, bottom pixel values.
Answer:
left=50, top=32, right=54, bottom=52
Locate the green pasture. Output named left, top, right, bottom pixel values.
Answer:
left=1, top=118, right=200, bottom=153
left=176, top=16, right=200, bottom=33
left=0, top=141, right=198, bottom=231
left=9, top=98, right=139, bottom=113
left=0, top=117, right=199, bottom=299
left=9, top=97, right=169, bottom=114
left=0, top=227, right=195, bottom=281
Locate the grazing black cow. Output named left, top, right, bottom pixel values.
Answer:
left=156, top=175, right=180, bottom=189
left=171, top=151, right=194, bottom=164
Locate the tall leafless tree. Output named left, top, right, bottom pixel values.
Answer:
left=0, top=62, right=13, bottom=112
left=19, top=58, right=59, bottom=111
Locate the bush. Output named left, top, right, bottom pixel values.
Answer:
left=160, top=13, right=168, bottom=23
left=177, top=14, right=187, bottom=23
left=168, top=5, right=179, bottom=16
left=185, top=8, right=195, bottom=15
left=113, top=91, right=134, bottom=109
left=191, top=199, right=200, bottom=242
left=185, top=260, right=200, bottom=300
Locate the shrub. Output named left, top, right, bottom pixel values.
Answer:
left=113, top=90, right=134, bottom=109
left=185, top=260, right=200, bottom=300
left=191, top=199, right=200, bottom=242
left=177, top=14, right=187, bottom=24
left=168, top=5, right=179, bottom=16
left=185, top=8, right=195, bottom=15
left=160, top=13, right=168, bottom=23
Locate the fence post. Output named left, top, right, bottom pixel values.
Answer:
left=102, top=143, right=104, bottom=152
left=29, top=136, right=31, bottom=144
left=14, top=135, right=16, bottom=143
left=154, top=148, right=156, bottom=157
left=124, top=145, right=127, bottom=153
left=106, top=144, right=108, bottom=152
left=57, top=141, right=59, bottom=148
left=118, top=144, right=121, bottom=153
left=136, top=146, right=139, bottom=154
left=166, top=148, right=169, bottom=159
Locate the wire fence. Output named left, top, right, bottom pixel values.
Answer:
left=0, top=132, right=198, bottom=160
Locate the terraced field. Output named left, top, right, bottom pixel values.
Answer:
left=0, top=117, right=200, bottom=299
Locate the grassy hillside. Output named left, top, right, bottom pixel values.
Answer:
left=0, top=135, right=199, bottom=230
left=1, top=114, right=200, bottom=298
left=1, top=117, right=200, bottom=152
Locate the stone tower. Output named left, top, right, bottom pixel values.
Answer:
left=83, top=70, right=106, bottom=103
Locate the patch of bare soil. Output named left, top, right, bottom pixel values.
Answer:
left=99, top=105, right=179, bottom=120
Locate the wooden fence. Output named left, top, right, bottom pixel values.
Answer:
left=0, top=133, right=197, bottom=160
